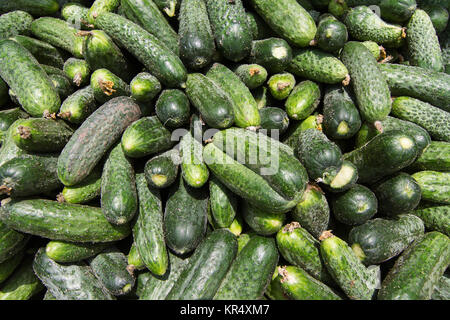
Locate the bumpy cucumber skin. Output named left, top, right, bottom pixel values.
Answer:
left=10, top=35, right=64, bottom=68
left=133, top=174, right=168, bottom=276
left=45, top=241, right=108, bottom=263
left=407, top=9, right=444, bottom=72
left=412, top=203, right=450, bottom=237
left=0, top=108, right=29, bottom=143
left=0, top=251, right=24, bottom=285
left=58, top=96, right=141, bottom=186
left=121, top=0, right=179, bottom=55
left=267, top=73, right=296, bottom=100
left=392, top=97, right=450, bottom=142
left=127, top=242, right=145, bottom=271
left=411, top=141, right=450, bottom=172
left=166, top=229, right=237, bottom=300
left=61, top=2, right=89, bottom=30
left=412, top=171, right=450, bottom=204
left=49, top=73, right=74, bottom=100
left=249, top=38, right=293, bottom=74
left=33, top=248, right=115, bottom=300
left=179, top=0, right=215, bottom=70
left=234, top=64, right=268, bottom=90
left=251, top=0, right=317, bottom=48
left=0, top=11, right=33, bottom=39
left=344, top=6, right=405, bottom=48
left=432, top=273, right=450, bottom=300
left=0, top=0, right=59, bottom=16
left=101, top=142, right=137, bottom=225
left=0, top=40, right=60, bottom=117
left=63, top=58, right=90, bottom=87
left=95, top=12, right=187, bottom=88
left=0, top=221, right=29, bottom=264
left=241, top=201, right=285, bottom=236
left=288, top=49, right=349, bottom=84
left=209, top=176, right=237, bottom=229
left=59, top=86, right=97, bottom=124
left=378, top=232, right=450, bottom=300
left=349, top=214, right=425, bottom=265
left=87, top=0, right=120, bottom=26
left=131, top=72, right=162, bottom=103
left=0, top=258, right=43, bottom=300
left=340, top=41, right=391, bottom=123
left=285, top=80, right=321, bottom=121
left=61, top=168, right=101, bottom=204
left=0, top=198, right=130, bottom=242
left=316, top=18, right=348, bottom=53
left=90, top=68, right=130, bottom=104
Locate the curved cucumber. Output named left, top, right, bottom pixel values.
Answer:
left=58, top=86, right=97, bottom=124
left=0, top=0, right=59, bottom=16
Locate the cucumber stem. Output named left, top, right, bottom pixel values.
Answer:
left=319, top=230, right=334, bottom=241
left=56, top=193, right=65, bottom=203
left=282, top=221, right=300, bottom=233
left=17, top=126, right=31, bottom=139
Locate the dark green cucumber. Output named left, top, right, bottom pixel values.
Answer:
left=250, top=0, right=316, bottom=48
left=319, top=231, right=376, bottom=300
left=213, top=235, right=278, bottom=300
left=249, top=38, right=293, bottom=74
left=0, top=108, right=29, bottom=144
left=145, top=149, right=179, bottom=189
left=9, top=35, right=64, bottom=68
left=344, top=6, right=405, bottom=48
left=378, top=232, right=450, bottom=300
left=378, top=63, right=450, bottom=112
left=89, top=249, right=135, bottom=296
left=289, top=49, right=349, bottom=85
left=0, top=258, right=43, bottom=300
left=0, top=123, right=28, bottom=169
left=90, top=68, right=130, bottom=104
left=274, top=266, right=341, bottom=300
left=0, top=251, right=23, bottom=285
left=276, top=222, right=332, bottom=284
left=379, top=0, right=417, bottom=23
left=281, top=113, right=323, bottom=149
left=285, top=80, right=321, bottom=121
left=407, top=9, right=444, bottom=72
left=45, top=240, right=108, bottom=263
left=315, top=17, right=348, bottom=53
left=349, top=214, right=425, bottom=265
left=155, top=89, right=190, bottom=129
left=252, top=86, right=270, bottom=110
left=31, top=17, right=85, bottom=58
left=0, top=221, right=29, bottom=263
left=58, top=85, right=97, bottom=124
left=166, top=229, right=237, bottom=300
left=63, top=58, right=90, bottom=87
left=209, top=176, right=237, bottom=229
left=373, top=173, right=422, bottom=216
left=411, top=203, right=450, bottom=237
left=0, top=40, right=60, bottom=117
left=412, top=171, right=450, bottom=204
left=241, top=201, right=285, bottom=236
left=0, top=78, right=7, bottom=107
left=86, top=0, right=120, bottom=26
left=246, top=11, right=276, bottom=41
left=133, top=173, right=167, bottom=276
left=340, top=41, right=391, bottom=124
left=178, top=0, right=215, bottom=70
left=205, top=0, right=253, bottom=62
left=10, top=118, right=73, bottom=153
left=164, top=178, right=208, bottom=255
left=49, top=73, right=74, bottom=100
left=121, top=116, right=173, bottom=159
left=323, top=85, right=361, bottom=140
left=33, top=248, right=115, bottom=300
left=130, top=72, right=161, bottom=103
left=392, top=97, right=450, bottom=142
left=410, top=141, right=450, bottom=172
left=267, top=72, right=296, bottom=100
left=344, top=131, right=418, bottom=183
left=0, top=154, right=61, bottom=198
left=58, top=96, right=141, bottom=186
left=0, top=198, right=130, bottom=242
left=423, top=5, right=450, bottom=34
left=121, top=0, right=178, bottom=55
left=96, top=12, right=186, bottom=87
left=0, top=11, right=33, bottom=39
left=0, top=0, right=59, bottom=16
left=259, top=107, right=290, bottom=135
left=60, top=166, right=101, bottom=204
left=83, top=29, right=134, bottom=82
left=234, top=64, right=268, bottom=90
left=185, top=73, right=234, bottom=129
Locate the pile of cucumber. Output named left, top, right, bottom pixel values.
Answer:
left=0, top=0, right=449, bottom=301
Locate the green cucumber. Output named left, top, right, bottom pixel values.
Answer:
left=130, top=72, right=161, bottom=103
left=0, top=221, right=29, bottom=263
left=166, top=229, right=237, bottom=300
left=179, top=0, right=215, bottom=70
left=241, top=201, right=285, bottom=236
left=0, top=11, right=33, bottom=39
left=411, top=203, right=449, bottom=237
left=0, top=251, right=24, bottom=285
left=89, top=249, right=135, bottom=296
left=410, top=141, right=450, bottom=172
left=319, top=231, right=376, bottom=300
left=179, top=131, right=209, bottom=188
left=234, top=64, right=268, bottom=90
left=0, top=198, right=130, bottom=242
left=209, top=176, right=237, bottom=229
left=58, top=167, right=102, bottom=204
left=343, top=131, right=418, bottom=183
left=259, top=107, right=290, bottom=135
left=145, top=149, right=179, bottom=189
left=407, top=9, right=444, bottom=72
left=285, top=80, right=321, bottom=121
left=9, top=35, right=64, bottom=68
left=90, top=68, right=130, bottom=104
left=121, top=0, right=179, bottom=55
left=246, top=11, right=276, bottom=40
left=185, top=73, right=234, bottom=129
left=155, top=89, right=190, bottom=129
left=0, top=0, right=59, bottom=16
left=252, top=86, right=270, bottom=110
left=432, top=273, right=450, bottom=300
left=58, top=85, right=97, bottom=124
left=127, top=243, right=145, bottom=272
left=62, top=2, right=90, bottom=30
left=58, top=96, right=141, bottom=186
left=412, top=171, right=450, bottom=204
left=0, top=40, right=60, bottom=117
left=0, top=108, right=29, bottom=144
left=213, top=235, right=278, bottom=300
left=0, top=258, right=43, bottom=300
left=45, top=241, right=108, bottom=263
left=392, top=97, right=450, bottom=142
left=423, top=5, right=450, bottom=34
left=95, top=12, right=186, bottom=87
left=0, top=123, right=28, bottom=169
left=31, top=17, right=85, bottom=58
left=315, top=17, right=348, bottom=53
left=379, top=0, right=417, bottom=23
left=33, top=248, right=115, bottom=300
left=362, top=40, right=384, bottom=61
left=289, top=48, right=350, bottom=85
left=249, top=38, right=293, bottom=74
left=373, top=173, right=422, bottom=216
left=250, top=0, right=317, bottom=48
left=281, top=113, right=323, bottom=149
left=86, top=0, right=120, bottom=26
left=121, top=116, right=173, bottom=159
left=133, top=173, right=167, bottom=276
left=49, top=73, right=75, bottom=100
left=63, top=58, right=90, bottom=87
left=267, top=73, right=296, bottom=100
left=349, top=214, right=425, bottom=265
left=164, top=178, right=208, bottom=255
left=378, top=232, right=450, bottom=300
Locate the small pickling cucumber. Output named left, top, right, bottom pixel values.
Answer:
left=0, top=258, right=43, bottom=300
left=285, top=80, right=321, bottom=121
left=86, top=0, right=120, bottom=26
left=58, top=167, right=102, bottom=204
left=259, top=107, right=290, bottom=135
left=58, top=86, right=97, bottom=124
left=90, top=68, right=130, bottom=104
left=0, top=124, right=28, bottom=169
left=179, top=131, right=209, bottom=188
left=63, top=58, right=90, bottom=87
left=46, top=241, right=108, bottom=263
left=0, top=221, right=29, bottom=264
left=234, top=64, right=268, bottom=90
left=249, top=38, right=293, bottom=74
left=412, top=171, right=450, bottom=205
left=379, top=0, right=417, bottom=23
left=411, top=203, right=450, bottom=237
left=145, top=149, right=180, bottom=189
left=315, top=16, right=348, bottom=53
left=155, top=90, right=189, bottom=129
left=0, top=108, right=29, bottom=144
left=0, top=0, right=59, bottom=16
left=0, top=11, right=33, bottom=40
left=127, top=243, right=145, bottom=272
left=241, top=201, right=285, bottom=236
left=130, top=72, right=161, bottom=103
left=9, top=35, right=64, bottom=68
left=209, top=176, right=237, bottom=229
left=410, top=141, right=450, bottom=172
left=267, top=73, right=296, bottom=100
